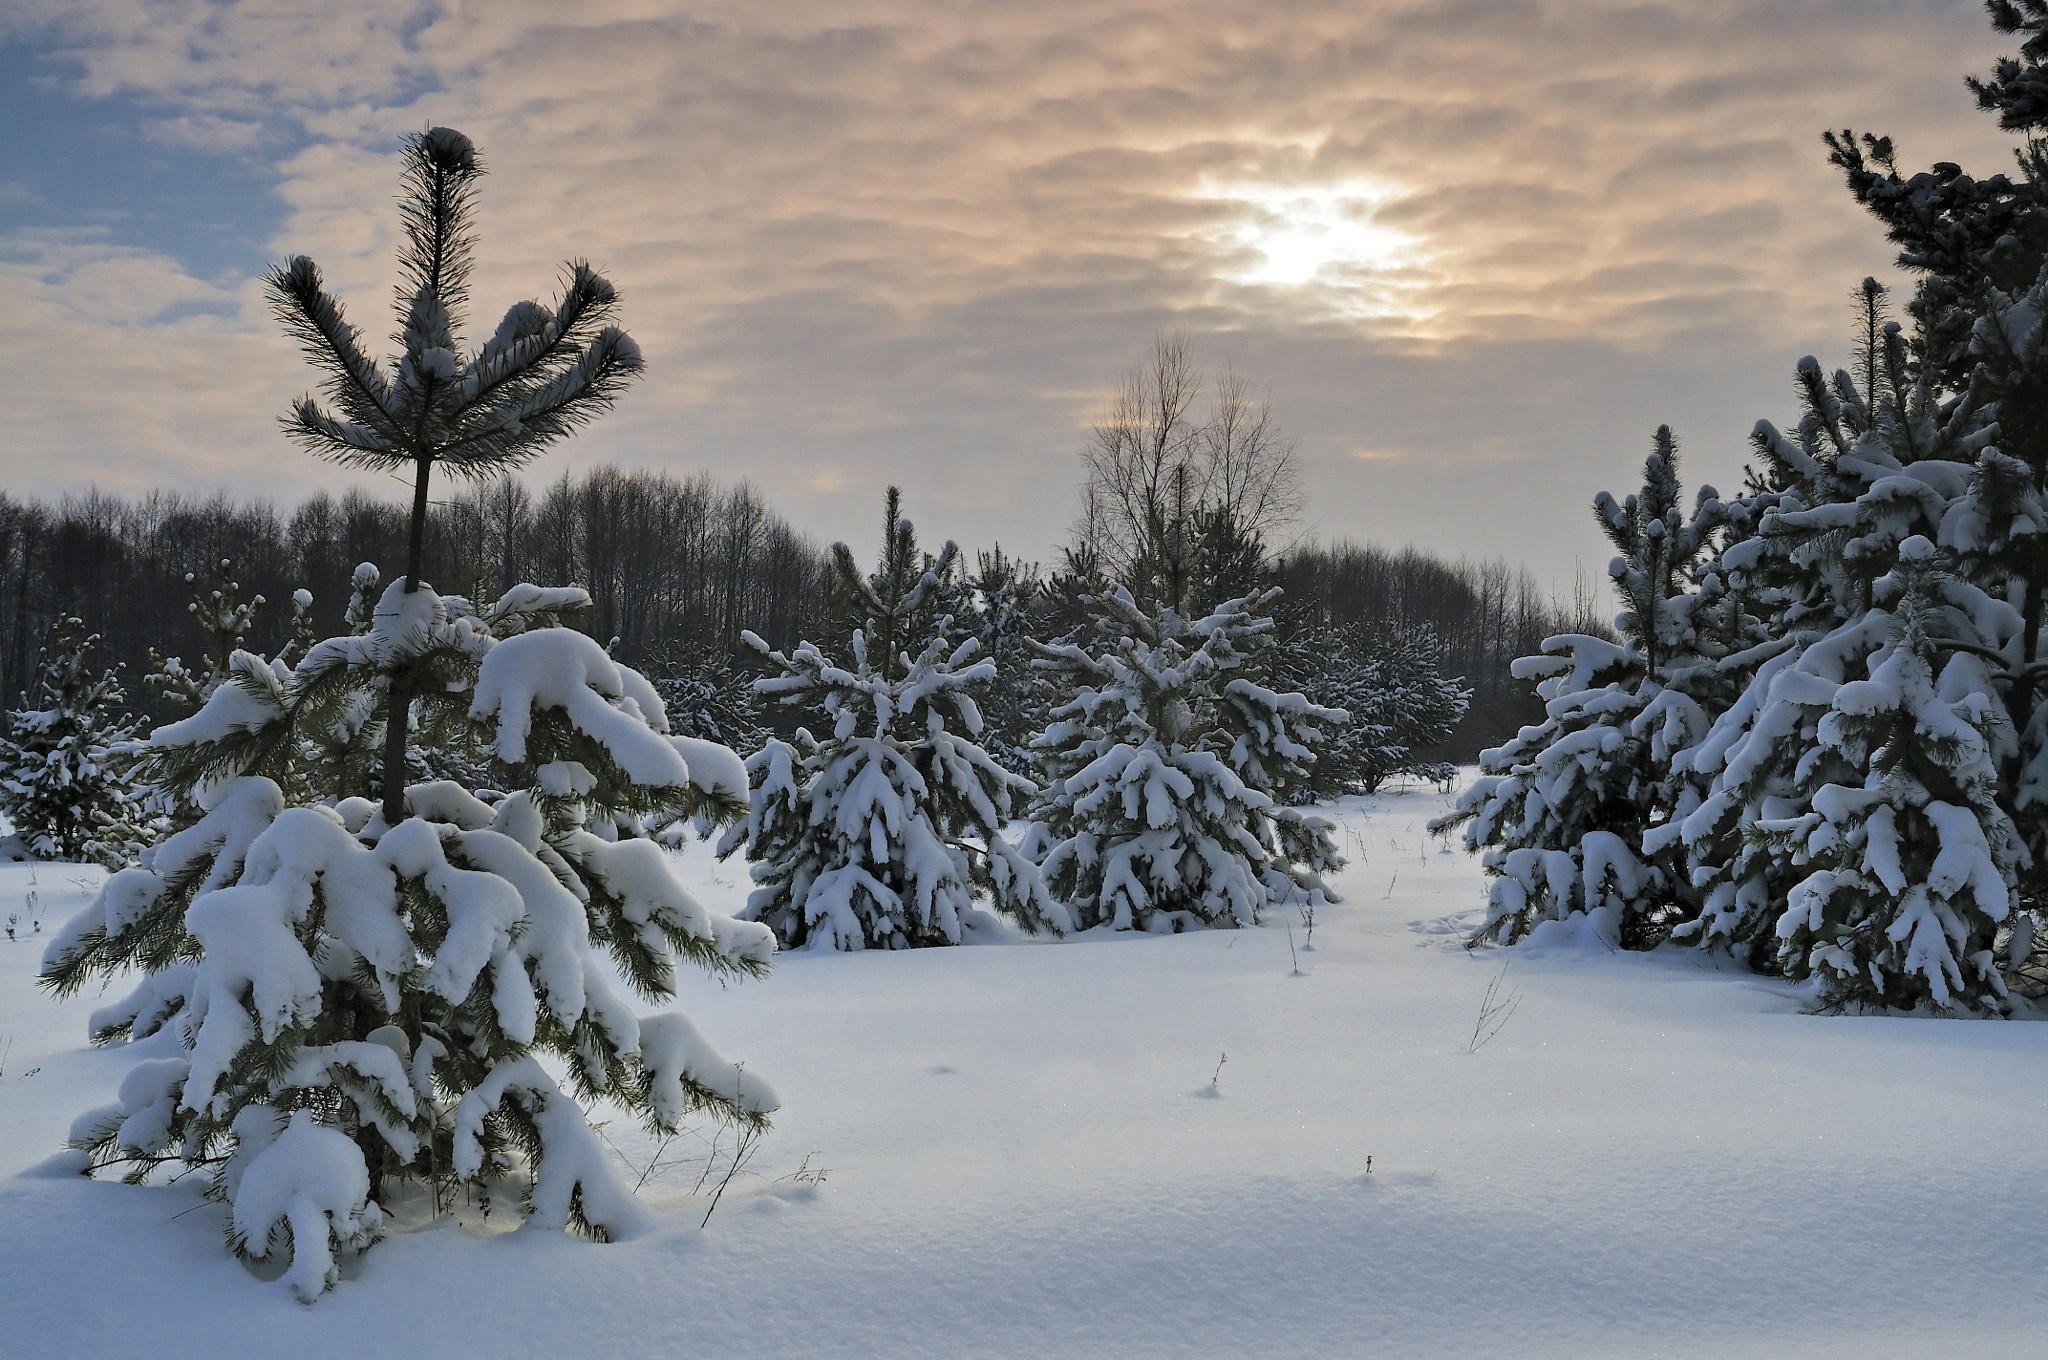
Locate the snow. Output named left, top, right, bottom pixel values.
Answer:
left=671, top=735, right=748, bottom=800
left=451, top=1056, right=653, bottom=1240
left=1, top=782, right=2045, bottom=1353
left=471, top=628, right=691, bottom=788
left=229, top=1109, right=383, bottom=1302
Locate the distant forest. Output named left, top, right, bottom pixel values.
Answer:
left=1272, top=544, right=1605, bottom=756
left=0, top=467, right=1598, bottom=756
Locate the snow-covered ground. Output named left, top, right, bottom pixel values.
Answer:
left=2, top=783, right=2044, bottom=1357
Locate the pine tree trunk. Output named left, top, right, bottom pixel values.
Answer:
left=380, top=668, right=413, bottom=826
left=355, top=1122, right=389, bottom=1207
left=380, top=455, right=434, bottom=825
left=405, top=452, right=431, bottom=593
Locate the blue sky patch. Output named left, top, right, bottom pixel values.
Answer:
left=0, top=41, right=296, bottom=283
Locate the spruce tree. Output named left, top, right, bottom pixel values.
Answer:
left=720, top=491, right=1067, bottom=949
left=0, top=616, right=147, bottom=866
left=38, top=128, right=773, bottom=1302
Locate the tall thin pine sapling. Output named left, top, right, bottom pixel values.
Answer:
left=266, top=126, right=643, bottom=825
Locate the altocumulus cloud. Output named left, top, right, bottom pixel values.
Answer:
left=0, top=0, right=2021, bottom=590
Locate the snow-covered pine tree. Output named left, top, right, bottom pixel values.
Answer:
left=1212, top=602, right=1350, bottom=899
left=1276, top=619, right=1469, bottom=798
left=647, top=634, right=765, bottom=751
left=1348, top=625, right=1470, bottom=791
left=145, top=558, right=267, bottom=710
left=0, top=616, right=147, bottom=866
left=42, top=582, right=776, bottom=1297
left=721, top=492, right=1067, bottom=949
left=1022, top=584, right=1344, bottom=932
left=1672, top=291, right=1997, bottom=965
left=1946, top=276, right=2048, bottom=974
left=1433, top=632, right=1649, bottom=946
left=38, top=127, right=771, bottom=1302
left=1919, top=256, right=2048, bottom=985
left=963, top=545, right=1046, bottom=769
left=1261, top=611, right=1363, bottom=805
left=1435, top=428, right=1728, bottom=948
left=1822, top=7, right=2048, bottom=974
left=1767, top=539, right=2021, bottom=1011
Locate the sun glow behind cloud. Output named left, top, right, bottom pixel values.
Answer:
left=0, top=0, right=2021, bottom=600
left=1193, top=176, right=1428, bottom=317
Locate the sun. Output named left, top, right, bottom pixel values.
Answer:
left=1193, top=176, right=1426, bottom=311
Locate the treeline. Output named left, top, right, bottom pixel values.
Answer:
left=1271, top=543, right=1606, bottom=756
left=0, top=468, right=830, bottom=721
left=0, top=467, right=1600, bottom=754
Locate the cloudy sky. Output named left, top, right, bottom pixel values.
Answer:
left=0, top=0, right=2024, bottom=595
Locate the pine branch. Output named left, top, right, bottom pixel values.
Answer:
left=395, top=128, right=482, bottom=343
left=264, top=256, right=404, bottom=446
left=282, top=397, right=400, bottom=468
left=437, top=328, right=645, bottom=476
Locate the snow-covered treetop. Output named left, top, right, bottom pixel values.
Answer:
left=146, top=558, right=268, bottom=710
left=1595, top=426, right=1728, bottom=677
left=751, top=627, right=993, bottom=743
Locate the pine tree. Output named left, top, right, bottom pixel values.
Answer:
left=1430, top=7, right=2048, bottom=1000
left=1186, top=502, right=1269, bottom=617
left=1349, top=625, right=1470, bottom=790
left=1274, top=619, right=1469, bottom=798
left=1436, top=429, right=1727, bottom=948
left=37, top=128, right=771, bottom=1302
left=720, top=492, right=1067, bottom=949
left=145, top=558, right=267, bottom=710
left=1769, top=543, right=2021, bottom=1011
left=43, top=585, right=776, bottom=1297
left=1821, top=7, right=2048, bottom=970
left=0, top=616, right=147, bottom=866
left=265, top=125, right=642, bottom=827
left=646, top=633, right=765, bottom=751
left=1674, top=291, right=1997, bottom=965
left=962, top=545, right=1046, bottom=770
left=1022, top=585, right=1344, bottom=932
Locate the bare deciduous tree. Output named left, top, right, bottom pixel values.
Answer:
left=1199, top=365, right=1303, bottom=544
left=1071, top=333, right=1303, bottom=612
